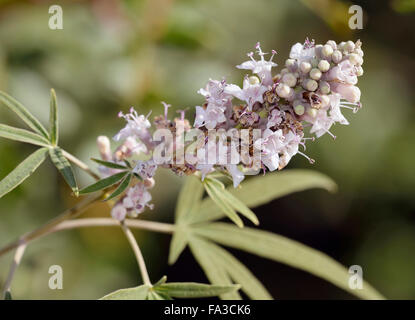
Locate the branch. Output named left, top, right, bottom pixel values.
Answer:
left=51, top=218, right=175, bottom=234
left=2, top=241, right=26, bottom=299
left=0, top=193, right=103, bottom=258
left=120, top=221, right=152, bottom=286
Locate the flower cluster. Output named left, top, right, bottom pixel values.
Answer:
left=97, top=39, right=364, bottom=220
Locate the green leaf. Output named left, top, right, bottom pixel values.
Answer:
left=0, top=147, right=48, bottom=199
left=104, top=173, right=132, bottom=201
left=49, top=147, right=79, bottom=196
left=147, top=291, right=170, bottom=300
left=49, top=89, right=58, bottom=145
left=175, top=175, right=204, bottom=223
left=91, top=158, right=128, bottom=170
left=155, top=282, right=240, bottom=298
left=198, top=238, right=272, bottom=300
left=100, top=285, right=150, bottom=300
left=0, top=124, right=50, bottom=147
left=189, top=236, right=242, bottom=300
left=194, top=223, right=385, bottom=300
left=79, top=171, right=128, bottom=194
left=207, top=177, right=259, bottom=225
left=191, top=170, right=337, bottom=224
left=153, top=275, right=168, bottom=287
left=0, top=91, right=49, bottom=139
left=168, top=226, right=189, bottom=265
left=204, top=180, right=243, bottom=228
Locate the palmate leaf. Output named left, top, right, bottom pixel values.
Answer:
left=79, top=171, right=128, bottom=194
left=49, top=147, right=79, bottom=196
left=175, top=175, right=204, bottom=223
left=49, top=89, right=58, bottom=145
left=193, top=223, right=385, bottom=300
left=203, top=180, right=244, bottom=228
left=168, top=176, right=204, bottom=264
left=0, top=91, right=49, bottom=139
left=104, top=173, right=132, bottom=201
left=196, top=237, right=272, bottom=300
left=154, top=282, right=240, bottom=298
left=189, top=236, right=242, bottom=300
left=206, top=177, right=259, bottom=225
left=0, top=147, right=49, bottom=199
left=100, top=285, right=150, bottom=300
left=190, top=170, right=337, bottom=224
left=190, top=236, right=272, bottom=300
left=0, top=124, right=50, bottom=147
left=168, top=225, right=189, bottom=265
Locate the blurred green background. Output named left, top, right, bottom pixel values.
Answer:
left=0, top=0, right=414, bottom=299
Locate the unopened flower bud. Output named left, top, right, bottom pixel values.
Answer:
left=285, top=58, right=296, bottom=70
left=318, top=60, right=330, bottom=72
left=332, top=50, right=343, bottom=63
left=319, top=81, right=330, bottom=94
left=280, top=68, right=289, bottom=75
left=307, top=108, right=318, bottom=118
left=282, top=73, right=297, bottom=87
left=249, top=76, right=260, bottom=85
left=355, top=48, right=364, bottom=57
left=314, top=44, right=323, bottom=58
left=348, top=53, right=363, bottom=66
left=276, top=83, right=293, bottom=98
left=97, top=136, right=111, bottom=160
left=320, top=94, right=330, bottom=107
left=309, top=68, right=322, bottom=80
left=345, top=41, right=355, bottom=52
left=294, top=103, right=305, bottom=115
left=144, top=178, right=155, bottom=189
left=322, top=44, right=334, bottom=57
left=338, top=41, right=346, bottom=51
left=326, top=40, right=337, bottom=50
left=356, top=66, right=364, bottom=76
left=300, top=61, right=312, bottom=73
left=303, top=79, right=318, bottom=91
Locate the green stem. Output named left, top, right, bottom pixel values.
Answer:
left=120, top=221, right=152, bottom=286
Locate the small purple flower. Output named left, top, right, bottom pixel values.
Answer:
left=225, top=76, right=268, bottom=110
left=237, top=42, right=277, bottom=86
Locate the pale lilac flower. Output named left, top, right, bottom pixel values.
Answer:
left=114, top=108, right=153, bottom=149
left=122, top=183, right=153, bottom=216
left=330, top=82, right=361, bottom=103
left=133, top=160, right=158, bottom=179
left=226, top=164, right=245, bottom=188
left=237, top=42, right=277, bottom=86
left=289, top=42, right=315, bottom=62
left=278, top=131, right=304, bottom=169
left=254, top=129, right=285, bottom=171
left=309, top=109, right=335, bottom=138
left=329, top=94, right=349, bottom=125
left=198, top=79, right=233, bottom=107
left=325, top=60, right=357, bottom=85
left=111, top=203, right=127, bottom=221
left=194, top=105, right=226, bottom=130
left=267, top=109, right=283, bottom=128
left=225, top=76, right=268, bottom=110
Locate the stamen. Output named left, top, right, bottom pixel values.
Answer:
left=161, top=102, right=171, bottom=121
left=298, top=151, right=315, bottom=164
